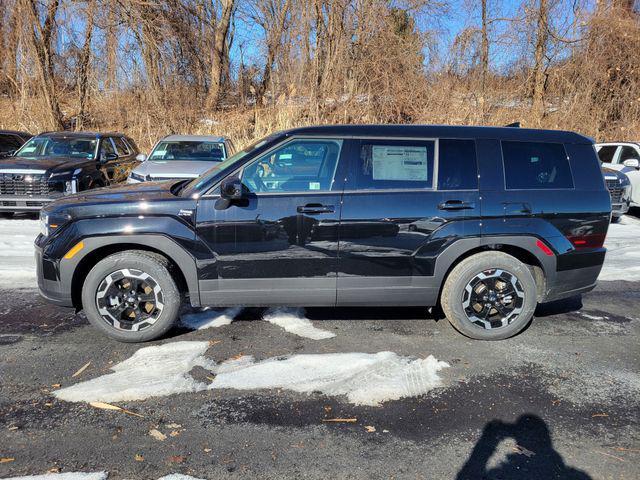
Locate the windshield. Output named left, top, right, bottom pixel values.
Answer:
left=15, top=137, right=97, bottom=159
left=182, top=134, right=276, bottom=196
left=149, top=141, right=226, bottom=162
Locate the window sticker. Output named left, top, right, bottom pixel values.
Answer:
left=372, top=146, right=428, bottom=181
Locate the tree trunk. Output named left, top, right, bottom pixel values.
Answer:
left=76, top=0, right=96, bottom=131
left=480, top=0, right=489, bottom=121
left=257, top=0, right=291, bottom=106
left=531, top=0, right=549, bottom=124
left=22, top=0, right=65, bottom=130
left=105, top=1, right=118, bottom=91
left=207, top=0, right=234, bottom=110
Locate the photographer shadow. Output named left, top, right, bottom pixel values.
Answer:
left=456, top=414, right=591, bottom=480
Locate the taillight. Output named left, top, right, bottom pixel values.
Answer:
left=565, top=233, right=606, bottom=250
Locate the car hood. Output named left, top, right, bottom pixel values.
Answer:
left=0, top=156, right=93, bottom=175
left=133, top=160, right=221, bottom=178
left=42, top=179, right=195, bottom=220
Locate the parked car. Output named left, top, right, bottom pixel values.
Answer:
left=602, top=167, right=631, bottom=222
left=35, top=125, right=610, bottom=342
left=0, top=130, right=32, bottom=158
left=596, top=142, right=640, bottom=207
left=127, top=135, right=234, bottom=183
left=0, top=131, right=139, bottom=215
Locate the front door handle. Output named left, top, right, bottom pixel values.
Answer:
left=297, top=204, right=335, bottom=214
left=438, top=200, right=476, bottom=211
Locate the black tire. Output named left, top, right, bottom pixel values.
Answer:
left=0, top=212, right=14, bottom=218
left=441, top=251, right=538, bottom=340
left=81, top=250, right=181, bottom=342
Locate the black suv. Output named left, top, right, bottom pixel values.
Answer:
left=35, top=125, right=610, bottom=342
left=0, top=131, right=139, bottom=214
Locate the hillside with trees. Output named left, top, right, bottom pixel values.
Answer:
left=0, top=0, right=638, bottom=149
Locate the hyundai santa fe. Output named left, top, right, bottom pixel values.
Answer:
left=34, top=125, right=611, bottom=342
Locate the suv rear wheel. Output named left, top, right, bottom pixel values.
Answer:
left=81, top=250, right=181, bottom=342
left=441, top=252, right=538, bottom=340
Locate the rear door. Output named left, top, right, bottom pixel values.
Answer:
left=336, top=137, right=481, bottom=306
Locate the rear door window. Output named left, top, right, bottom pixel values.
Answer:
left=437, top=139, right=478, bottom=190
left=502, top=141, right=574, bottom=190
left=353, top=139, right=435, bottom=190
left=597, top=145, right=618, bottom=164
left=113, top=137, right=131, bottom=156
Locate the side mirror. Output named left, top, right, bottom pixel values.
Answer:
left=220, top=177, right=246, bottom=200
left=623, top=158, right=640, bottom=169
left=136, top=153, right=147, bottom=162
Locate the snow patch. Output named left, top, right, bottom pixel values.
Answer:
left=601, top=215, right=640, bottom=281
left=0, top=218, right=40, bottom=289
left=210, top=352, right=449, bottom=406
left=180, top=307, right=242, bottom=330
left=262, top=307, right=336, bottom=340
left=3, top=473, right=108, bottom=480
left=54, top=342, right=449, bottom=405
left=54, top=341, right=214, bottom=403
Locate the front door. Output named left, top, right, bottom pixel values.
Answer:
left=196, top=137, right=347, bottom=306
left=337, top=137, right=482, bottom=306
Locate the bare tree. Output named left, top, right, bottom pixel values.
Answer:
left=530, top=0, right=549, bottom=123
left=207, top=0, right=235, bottom=109
left=21, top=0, right=65, bottom=129
left=76, top=0, right=97, bottom=130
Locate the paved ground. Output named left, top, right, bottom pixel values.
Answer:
left=0, top=215, right=639, bottom=480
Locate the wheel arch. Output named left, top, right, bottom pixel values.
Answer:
left=66, top=235, right=200, bottom=310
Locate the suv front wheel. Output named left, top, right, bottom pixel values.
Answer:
left=81, top=250, right=181, bottom=342
left=441, top=252, right=538, bottom=340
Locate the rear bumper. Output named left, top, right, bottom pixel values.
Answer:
left=35, top=244, right=73, bottom=307
left=0, top=194, right=61, bottom=212
left=544, top=264, right=602, bottom=302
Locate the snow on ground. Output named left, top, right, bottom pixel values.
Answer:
left=2, top=473, right=108, bottom=480
left=181, top=307, right=336, bottom=340
left=0, top=217, right=39, bottom=289
left=54, top=341, right=215, bottom=403
left=599, top=214, right=640, bottom=281
left=54, top=341, right=449, bottom=406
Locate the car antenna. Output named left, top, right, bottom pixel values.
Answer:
left=504, top=122, right=521, bottom=128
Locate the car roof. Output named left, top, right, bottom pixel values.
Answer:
left=161, top=134, right=227, bottom=142
left=37, top=131, right=125, bottom=139
left=277, top=124, right=593, bottom=144
left=595, top=141, right=640, bottom=146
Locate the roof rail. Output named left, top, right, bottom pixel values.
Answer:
left=504, top=122, right=521, bottom=128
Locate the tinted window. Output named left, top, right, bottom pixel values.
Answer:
left=620, top=146, right=640, bottom=161
left=354, top=140, right=435, bottom=190
left=502, top=141, right=573, bottom=190
left=241, top=139, right=342, bottom=193
left=113, top=137, right=131, bottom=156
left=597, top=145, right=618, bottom=163
left=437, top=139, right=478, bottom=190
left=100, top=138, right=116, bottom=156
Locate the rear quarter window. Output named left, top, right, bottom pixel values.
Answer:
left=502, top=141, right=574, bottom=190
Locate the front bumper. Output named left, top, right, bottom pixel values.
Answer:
left=611, top=201, right=629, bottom=217
left=35, top=243, right=73, bottom=307
left=0, top=194, right=62, bottom=212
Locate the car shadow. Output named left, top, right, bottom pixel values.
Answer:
left=456, top=414, right=592, bottom=480
left=535, top=295, right=583, bottom=318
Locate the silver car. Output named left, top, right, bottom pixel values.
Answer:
left=127, top=135, right=234, bottom=183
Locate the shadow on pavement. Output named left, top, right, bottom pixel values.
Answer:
left=456, top=414, right=591, bottom=480
left=535, top=295, right=583, bottom=317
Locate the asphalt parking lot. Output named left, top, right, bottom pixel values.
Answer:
left=0, top=214, right=639, bottom=480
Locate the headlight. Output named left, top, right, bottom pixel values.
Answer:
left=129, top=171, right=146, bottom=182
left=50, top=170, right=73, bottom=178
left=40, top=211, right=71, bottom=237
left=619, top=174, right=631, bottom=187
left=64, top=179, right=78, bottom=195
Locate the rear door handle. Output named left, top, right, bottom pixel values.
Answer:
left=438, top=200, right=476, bottom=211
left=297, top=204, right=335, bottom=214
